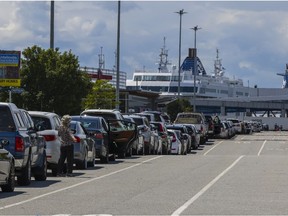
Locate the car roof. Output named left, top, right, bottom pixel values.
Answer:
left=28, top=111, right=58, bottom=117
left=0, top=102, right=19, bottom=111
left=81, top=109, right=121, bottom=113
left=71, top=115, right=103, bottom=120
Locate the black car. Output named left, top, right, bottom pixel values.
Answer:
left=71, top=116, right=113, bottom=163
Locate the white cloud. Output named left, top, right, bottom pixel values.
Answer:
left=0, top=1, right=287, bottom=88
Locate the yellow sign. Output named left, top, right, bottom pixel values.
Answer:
left=0, top=79, right=21, bottom=87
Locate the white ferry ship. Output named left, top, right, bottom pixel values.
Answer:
left=126, top=38, right=251, bottom=98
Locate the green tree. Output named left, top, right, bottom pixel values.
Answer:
left=83, top=79, right=116, bottom=109
left=13, top=45, right=92, bottom=115
left=166, top=98, right=192, bottom=122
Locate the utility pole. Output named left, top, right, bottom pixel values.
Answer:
left=50, top=0, right=54, bottom=49
left=116, top=0, right=121, bottom=110
left=175, top=9, right=187, bottom=99
left=191, top=25, right=201, bottom=112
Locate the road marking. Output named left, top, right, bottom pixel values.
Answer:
left=171, top=155, right=244, bottom=216
left=203, top=140, right=223, bottom=155
left=0, top=156, right=163, bottom=211
left=257, top=140, right=267, bottom=156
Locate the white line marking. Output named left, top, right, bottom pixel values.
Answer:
left=203, top=140, right=223, bottom=156
left=257, top=140, right=267, bottom=156
left=0, top=156, right=163, bottom=211
left=171, top=155, right=244, bottom=216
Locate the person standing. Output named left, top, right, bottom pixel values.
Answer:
left=57, top=115, right=77, bottom=177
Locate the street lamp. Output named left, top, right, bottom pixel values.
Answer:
left=191, top=25, right=201, bottom=112
left=116, top=0, right=121, bottom=110
left=50, top=0, right=54, bottom=50
left=175, top=9, right=187, bottom=99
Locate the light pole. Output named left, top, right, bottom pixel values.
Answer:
left=175, top=9, right=187, bottom=99
left=50, top=0, right=54, bottom=50
left=191, top=25, right=201, bottom=112
left=116, top=0, right=121, bottom=110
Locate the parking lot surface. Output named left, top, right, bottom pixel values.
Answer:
left=1, top=131, right=288, bottom=215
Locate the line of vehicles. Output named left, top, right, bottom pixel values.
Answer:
left=0, top=102, right=264, bottom=193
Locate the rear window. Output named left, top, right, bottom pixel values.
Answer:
left=131, top=118, right=144, bottom=126
left=0, top=106, right=16, bottom=132
left=31, top=116, right=52, bottom=130
left=175, top=113, right=203, bottom=124
left=83, top=112, right=117, bottom=121
left=83, top=120, right=101, bottom=129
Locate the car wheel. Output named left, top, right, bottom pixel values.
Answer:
left=118, top=149, right=126, bottom=159
left=51, top=168, right=58, bottom=177
left=1, top=162, right=15, bottom=192
left=109, top=154, right=116, bottom=162
left=88, top=150, right=96, bottom=167
left=34, top=152, right=47, bottom=181
left=17, top=157, right=32, bottom=186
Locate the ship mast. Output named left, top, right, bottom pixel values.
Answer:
left=214, top=48, right=224, bottom=77
left=157, top=37, right=171, bottom=73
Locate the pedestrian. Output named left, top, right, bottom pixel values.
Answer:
left=57, top=115, right=77, bottom=177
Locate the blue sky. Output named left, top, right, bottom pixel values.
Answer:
left=1, top=1, right=288, bottom=88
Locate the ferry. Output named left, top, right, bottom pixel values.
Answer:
left=126, top=38, right=251, bottom=98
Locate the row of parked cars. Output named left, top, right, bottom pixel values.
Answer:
left=1, top=102, right=263, bottom=193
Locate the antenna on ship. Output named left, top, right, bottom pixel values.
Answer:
left=98, top=46, right=105, bottom=70
left=277, top=64, right=288, bottom=88
left=157, top=37, right=171, bottom=73
left=214, top=48, right=225, bottom=77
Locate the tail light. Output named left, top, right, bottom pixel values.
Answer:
left=159, top=123, right=164, bottom=132
left=142, top=126, right=148, bottom=132
left=94, top=133, right=104, bottom=139
left=172, top=134, right=176, bottom=142
left=43, top=135, right=56, bottom=142
left=74, top=136, right=81, bottom=143
left=200, top=125, right=203, bottom=132
left=15, top=136, right=25, bottom=152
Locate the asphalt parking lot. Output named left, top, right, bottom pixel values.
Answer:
left=1, top=131, right=288, bottom=215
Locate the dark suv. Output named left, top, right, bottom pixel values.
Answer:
left=0, top=103, right=47, bottom=186
left=71, top=115, right=113, bottom=163
left=80, top=109, right=137, bottom=158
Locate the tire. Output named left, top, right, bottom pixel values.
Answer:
left=79, top=152, right=88, bottom=169
left=100, top=155, right=109, bottom=163
left=1, top=162, right=15, bottom=192
left=88, top=151, right=96, bottom=167
left=34, top=152, right=47, bottom=181
left=109, top=154, right=116, bottom=162
left=51, top=168, right=58, bottom=177
left=118, top=149, right=126, bottom=159
left=17, top=157, right=32, bottom=186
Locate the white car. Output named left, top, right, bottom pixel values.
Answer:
left=167, top=129, right=187, bottom=155
left=29, top=111, right=62, bottom=176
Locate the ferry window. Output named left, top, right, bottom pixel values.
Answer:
left=220, top=90, right=228, bottom=94
left=236, top=92, right=243, bottom=96
left=134, top=76, right=142, bottom=81
left=171, top=76, right=180, bottom=81
left=205, top=88, right=217, bottom=93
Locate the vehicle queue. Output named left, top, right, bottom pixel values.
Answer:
left=0, top=102, right=263, bottom=193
